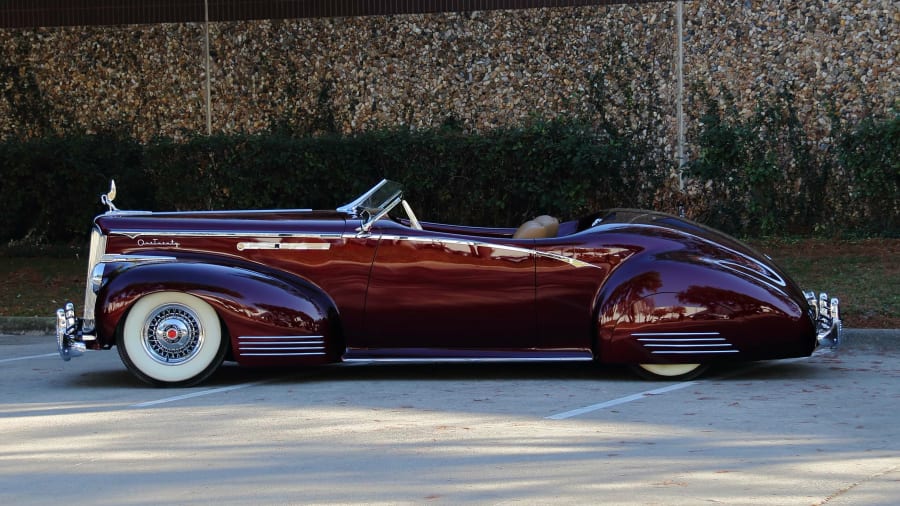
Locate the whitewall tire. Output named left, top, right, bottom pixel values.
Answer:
left=117, top=292, right=226, bottom=387
left=631, top=363, right=709, bottom=381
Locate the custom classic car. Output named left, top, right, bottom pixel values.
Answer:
left=57, top=180, right=841, bottom=387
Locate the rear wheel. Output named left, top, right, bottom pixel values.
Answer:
left=631, top=363, right=709, bottom=381
left=117, top=292, right=226, bottom=387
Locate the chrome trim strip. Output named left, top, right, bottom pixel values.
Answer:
left=158, top=209, right=314, bottom=215
left=112, top=230, right=342, bottom=240
left=100, top=253, right=178, bottom=263
left=236, top=242, right=331, bottom=251
left=241, top=352, right=327, bottom=356
left=536, top=251, right=599, bottom=269
left=642, top=343, right=732, bottom=348
left=343, top=357, right=595, bottom=363
left=651, top=350, right=740, bottom=354
left=239, top=340, right=324, bottom=344
left=240, top=342, right=324, bottom=347
left=380, top=234, right=534, bottom=254
left=637, top=338, right=726, bottom=342
left=377, top=234, right=601, bottom=269
left=632, top=332, right=721, bottom=336
left=239, top=335, right=324, bottom=340
left=241, top=347, right=324, bottom=351
left=103, top=210, right=153, bottom=216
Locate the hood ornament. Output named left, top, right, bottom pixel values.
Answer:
left=101, top=180, right=119, bottom=212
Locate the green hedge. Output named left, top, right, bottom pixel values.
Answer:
left=836, top=113, right=900, bottom=234
left=1, top=119, right=662, bottom=246
left=0, top=132, right=150, bottom=245
left=687, top=91, right=898, bottom=237
left=1, top=108, right=897, bottom=249
left=145, top=120, right=656, bottom=225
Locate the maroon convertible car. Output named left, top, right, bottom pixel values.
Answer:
left=57, top=180, right=841, bottom=386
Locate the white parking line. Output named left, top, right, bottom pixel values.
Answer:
left=0, top=353, right=57, bottom=364
left=131, top=380, right=268, bottom=408
left=545, top=357, right=813, bottom=420
left=546, top=381, right=697, bottom=420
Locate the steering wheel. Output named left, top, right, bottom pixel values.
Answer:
left=401, top=200, right=423, bottom=230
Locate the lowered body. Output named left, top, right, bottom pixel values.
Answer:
left=57, top=180, right=841, bottom=386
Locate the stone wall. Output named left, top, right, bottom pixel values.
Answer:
left=1, top=1, right=897, bottom=165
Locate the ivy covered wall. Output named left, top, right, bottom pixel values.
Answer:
left=1, top=1, right=896, bottom=156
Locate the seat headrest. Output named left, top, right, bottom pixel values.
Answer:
left=512, top=220, right=546, bottom=239
left=512, top=215, right=560, bottom=239
left=533, top=215, right=559, bottom=237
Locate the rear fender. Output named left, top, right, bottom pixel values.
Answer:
left=595, top=254, right=815, bottom=364
left=95, top=260, right=342, bottom=365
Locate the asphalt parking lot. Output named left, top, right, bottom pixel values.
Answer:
left=1, top=332, right=898, bottom=505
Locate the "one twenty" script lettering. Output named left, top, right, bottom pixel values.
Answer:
left=137, top=238, right=180, bottom=248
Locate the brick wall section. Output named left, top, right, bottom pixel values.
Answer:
left=1, top=1, right=897, bottom=165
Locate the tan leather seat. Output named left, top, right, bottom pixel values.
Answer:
left=513, top=220, right=545, bottom=239
left=534, top=215, right=559, bottom=237
left=512, top=215, right=559, bottom=239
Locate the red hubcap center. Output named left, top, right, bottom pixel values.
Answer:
left=166, top=328, right=179, bottom=340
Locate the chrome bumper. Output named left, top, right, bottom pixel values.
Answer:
left=805, top=291, right=842, bottom=348
left=56, top=302, right=86, bottom=360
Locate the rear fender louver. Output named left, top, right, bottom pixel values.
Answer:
left=632, top=332, right=739, bottom=355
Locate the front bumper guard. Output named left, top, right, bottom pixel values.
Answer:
left=56, top=302, right=86, bottom=360
left=805, top=291, right=842, bottom=348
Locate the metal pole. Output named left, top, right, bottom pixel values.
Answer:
left=676, top=0, right=685, bottom=190
left=204, top=0, right=212, bottom=135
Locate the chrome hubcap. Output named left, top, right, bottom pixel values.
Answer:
left=142, top=303, right=204, bottom=364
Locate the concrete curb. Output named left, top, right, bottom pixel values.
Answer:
left=839, top=328, right=900, bottom=348
left=0, top=316, right=897, bottom=347
left=0, top=317, right=56, bottom=335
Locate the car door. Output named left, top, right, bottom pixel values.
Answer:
left=363, top=225, right=536, bottom=349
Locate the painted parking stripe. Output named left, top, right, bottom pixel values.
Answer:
left=131, top=380, right=268, bottom=408
left=0, top=353, right=57, bottom=364
left=546, top=357, right=813, bottom=420
left=546, top=381, right=697, bottom=420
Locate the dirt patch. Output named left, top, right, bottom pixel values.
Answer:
left=753, top=238, right=899, bottom=329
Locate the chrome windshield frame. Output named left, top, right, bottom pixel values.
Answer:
left=336, top=179, right=403, bottom=217
left=337, top=179, right=404, bottom=233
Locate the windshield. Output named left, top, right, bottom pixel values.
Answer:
left=337, top=179, right=403, bottom=219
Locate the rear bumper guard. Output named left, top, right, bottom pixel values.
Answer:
left=805, top=291, right=841, bottom=348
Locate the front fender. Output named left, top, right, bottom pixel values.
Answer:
left=95, top=260, right=341, bottom=364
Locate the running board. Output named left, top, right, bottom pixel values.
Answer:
left=343, top=347, right=594, bottom=362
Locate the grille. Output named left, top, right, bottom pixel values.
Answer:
left=82, top=226, right=107, bottom=327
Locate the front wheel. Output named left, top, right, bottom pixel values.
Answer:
left=117, top=292, right=227, bottom=387
left=630, top=363, right=709, bottom=381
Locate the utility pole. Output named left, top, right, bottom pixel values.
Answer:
left=676, top=1, right=685, bottom=190
left=204, top=0, right=212, bottom=135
